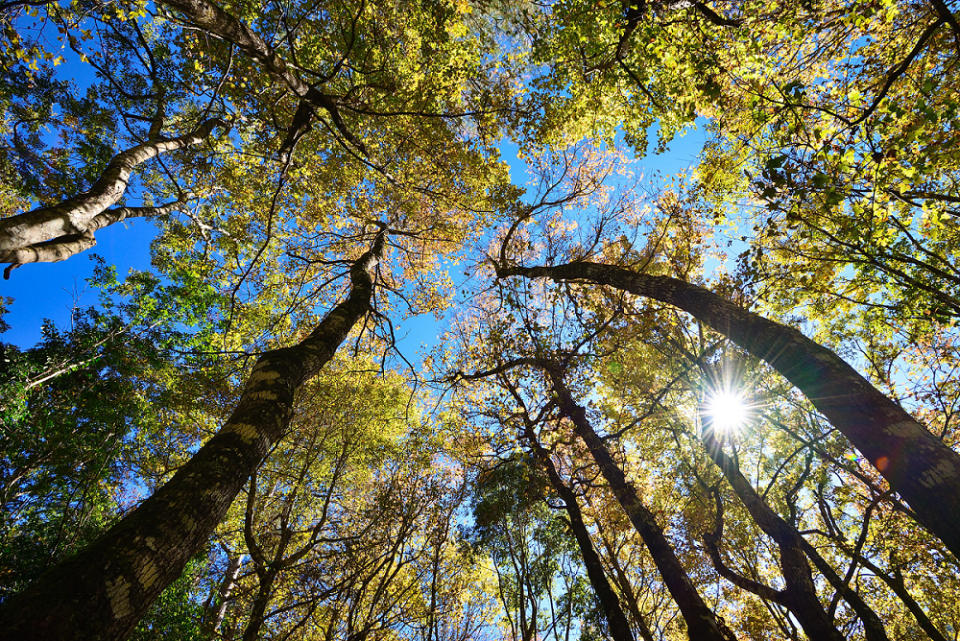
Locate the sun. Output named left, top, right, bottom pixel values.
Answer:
left=705, top=390, right=750, bottom=433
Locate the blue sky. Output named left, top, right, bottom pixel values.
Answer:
left=1, top=6, right=712, bottom=351
left=0, top=125, right=710, bottom=351
left=1, top=220, right=158, bottom=346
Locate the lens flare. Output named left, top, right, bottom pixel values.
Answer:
left=705, top=390, right=749, bottom=433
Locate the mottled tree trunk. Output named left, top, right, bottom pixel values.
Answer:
left=521, top=425, right=636, bottom=641
left=498, top=261, right=960, bottom=559
left=544, top=366, right=736, bottom=641
left=0, top=120, right=221, bottom=269
left=0, top=234, right=384, bottom=641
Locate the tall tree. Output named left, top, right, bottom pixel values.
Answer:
left=540, top=359, right=737, bottom=641
left=495, top=258, right=960, bottom=560
left=501, top=377, right=636, bottom=641
left=696, top=428, right=885, bottom=641
left=0, top=231, right=383, bottom=640
left=457, top=348, right=736, bottom=641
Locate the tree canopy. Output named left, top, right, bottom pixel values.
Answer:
left=1, top=0, right=959, bottom=640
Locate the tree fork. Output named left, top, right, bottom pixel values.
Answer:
left=498, top=261, right=960, bottom=559
left=0, top=201, right=186, bottom=275
left=157, top=0, right=366, bottom=154
left=0, top=232, right=385, bottom=641
left=832, top=544, right=948, bottom=641
left=699, top=429, right=888, bottom=641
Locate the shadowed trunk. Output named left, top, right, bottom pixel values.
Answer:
left=543, top=364, right=736, bottom=641
left=700, top=481, right=848, bottom=641
left=0, top=119, right=221, bottom=268
left=589, top=510, right=657, bottom=641
left=699, top=429, right=887, bottom=641
left=498, top=261, right=960, bottom=559
left=520, top=424, right=636, bottom=641
left=833, top=545, right=948, bottom=641
left=241, top=570, right=278, bottom=641
left=0, top=232, right=384, bottom=641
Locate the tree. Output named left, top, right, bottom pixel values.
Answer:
left=0, top=0, right=511, bottom=272
left=451, top=284, right=737, bottom=641
left=3, top=0, right=960, bottom=638
left=696, top=428, right=885, bottom=641
left=495, top=258, right=960, bottom=560
left=0, top=231, right=383, bottom=640
left=510, top=384, right=637, bottom=641
left=0, top=312, right=176, bottom=597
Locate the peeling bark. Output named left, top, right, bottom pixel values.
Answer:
left=498, top=261, right=960, bottom=559
left=0, top=119, right=222, bottom=266
left=0, top=233, right=384, bottom=641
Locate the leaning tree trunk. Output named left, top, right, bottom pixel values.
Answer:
left=835, top=544, right=949, bottom=641
left=543, top=365, right=737, bottom=641
left=0, top=202, right=184, bottom=278
left=241, top=569, right=278, bottom=641
left=0, top=119, right=222, bottom=271
left=521, top=424, right=636, bottom=641
left=0, top=233, right=384, bottom=641
left=202, top=554, right=243, bottom=638
left=589, top=507, right=658, bottom=641
left=498, top=261, right=960, bottom=559
left=698, top=429, right=888, bottom=641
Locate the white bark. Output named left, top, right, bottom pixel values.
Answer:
left=0, top=118, right=223, bottom=256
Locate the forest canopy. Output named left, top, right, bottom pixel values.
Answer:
left=1, top=0, right=960, bottom=640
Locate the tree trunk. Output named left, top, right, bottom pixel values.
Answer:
left=0, top=120, right=221, bottom=266
left=544, top=366, right=736, bottom=641
left=240, top=570, right=277, bottom=641
left=699, top=430, right=885, bottom=641
left=156, top=0, right=364, bottom=153
left=0, top=202, right=184, bottom=277
left=776, top=544, right=847, bottom=641
left=0, top=233, right=384, bottom=641
left=589, top=510, right=657, bottom=641
left=521, top=425, right=636, bottom=641
left=835, top=548, right=948, bottom=641
left=498, top=261, right=960, bottom=559
left=203, top=554, right=243, bottom=638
